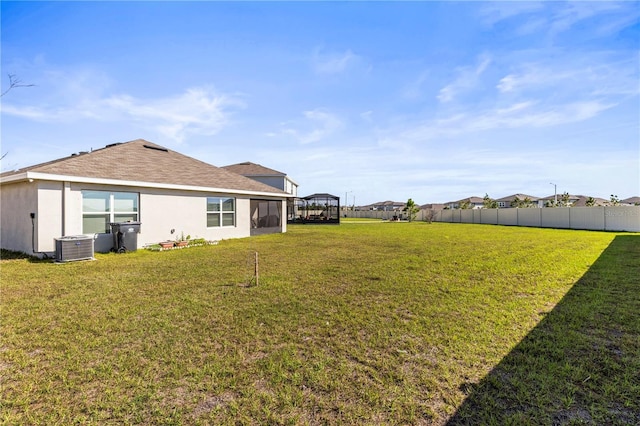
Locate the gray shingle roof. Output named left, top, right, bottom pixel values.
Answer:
left=1, top=139, right=288, bottom=195
left=494, top=193, right=540, bottom=202
left=572, top=196, right=609, bottom=206
left=222, top=162, right=286, bottom=177
left=449, top=196, right=484, bottom=204
left=621, top=196, right=640, bottom=204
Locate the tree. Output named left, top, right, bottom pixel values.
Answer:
left=512, top=196, right=534, bottom=208
left=403, top=198, right=419, bottom=222
left=424, top=209, right=437, bottom=224
left=559, top=192, right=571, bottom=207
left=483, top=194, right=497, bottom=209
left=459, top=200, right=472, bottom=209
left=511, top=196, right=523, bottom=208
left=585, top=197, right=596, bottom=207
left=1, top=74, right=35, bottom=163
left=1, top=74, right=34, bottom=98
left=610, top=194, right=620, bottom=206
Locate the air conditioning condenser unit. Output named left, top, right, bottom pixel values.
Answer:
left=55, top=235, right=95, bottom=262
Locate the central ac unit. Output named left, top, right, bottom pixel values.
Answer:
left=54, top=235, right=95, bottom=262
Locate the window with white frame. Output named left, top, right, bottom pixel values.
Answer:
left=207, top=197, right=235, bottom=227
left=82, top=191, right=139, bottom=234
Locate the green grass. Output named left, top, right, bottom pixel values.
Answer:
left=1, top=223, right=638, bottom=425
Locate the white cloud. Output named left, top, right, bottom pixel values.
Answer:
left=312, top=48, right=360, bottom=74
left=2, top=82, right=243, bottom=143
left=360, top=110, right=373, bottom=122
left=279, top=108, right=342, bottom=144
left=496, top=74, right=518, bottom=93
left=403, top=70, right=430, bottom=100
left=496, top=56, right=639, bottom=97
left=479, top=2, right=545, bottom=27
left=477, top=101, right=614, bottom=129
left=548, top=2, right=622, bottom=37
left=480, top=1, right=638, bottom=39
left=437, top=55, right=491, bottom=103
left=402, top=100, right=615, bottom=142
left=104, top=87, right=242, bottom=143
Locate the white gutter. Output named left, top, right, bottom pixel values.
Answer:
left=1, top=171, right=294, bottom=198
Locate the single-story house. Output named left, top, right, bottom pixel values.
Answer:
left=495, top=194, right=541, bottom=208
left=621, top=196, right=640, bottom=206
left=360, top=200, right=407, bottom=211
left=571, top=195, right=609, bottom=207
left=419, top=203, right=445, bottom=211
left=221, top=162, right=298, bottom=196
left=444, top=196, right=485, bottom=209
left=0, top=139, right=292, bottom=257
left=538, top=193, right=583, bottom=207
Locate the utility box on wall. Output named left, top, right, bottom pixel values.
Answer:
left=54, top=235, right=95, bottom=262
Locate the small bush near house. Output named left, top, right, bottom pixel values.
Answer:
left=1, top=223, right=638, bottom=425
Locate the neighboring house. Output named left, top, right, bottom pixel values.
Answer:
left=621, top=196, right=640, bottom=206
left=572, top=195, right=609, bottom=207
left=495, top=194, right=541, bottom=208
left=361, top=200, right=407, bottom=211
left=0, top=139, right=291, bottom=257
left=222, top=162, right=298, bottom=196
left=539, top=193, right=581, bottom=207
left=445, top=196, right=484, bottom=209
left=221, top=162, right=298, bottom=223
left=419, top=203, right=445, bottom=211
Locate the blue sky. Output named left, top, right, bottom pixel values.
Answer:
left=2, top=1, right=638, bottom=205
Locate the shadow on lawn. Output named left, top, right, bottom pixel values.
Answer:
left=447, top=235, right=640, bottom=425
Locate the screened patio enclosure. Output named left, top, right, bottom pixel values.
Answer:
left=250, top=199, right=283, bottom=236
left=288, top=193, right=340, bottom=224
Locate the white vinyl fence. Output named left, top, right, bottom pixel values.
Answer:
left=434, top=206, right=639, bottom=232
left=344, top=207, right=640, bottom=232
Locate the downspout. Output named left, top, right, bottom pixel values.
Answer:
left=62, top=181, right=67, bottom=236
left=29, top=179, right=50, bottom=258
left=27, top=178, right=44, bottom=258
left=30, top=212, right=49, bottom=259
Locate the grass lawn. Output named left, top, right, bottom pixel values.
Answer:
left=1, top=223, right=638, bottom=425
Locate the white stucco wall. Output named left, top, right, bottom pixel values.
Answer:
left=37, top=181, right=64, bottom=252
left=138, top=189, right=253, bottom=245
left=1, top=179, right=288, bottom=255
left=285, top=178, right=298, bottom=196
left=63, top=182, right=283, bottom=252
left=0, top=181, right=38, bottom=255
